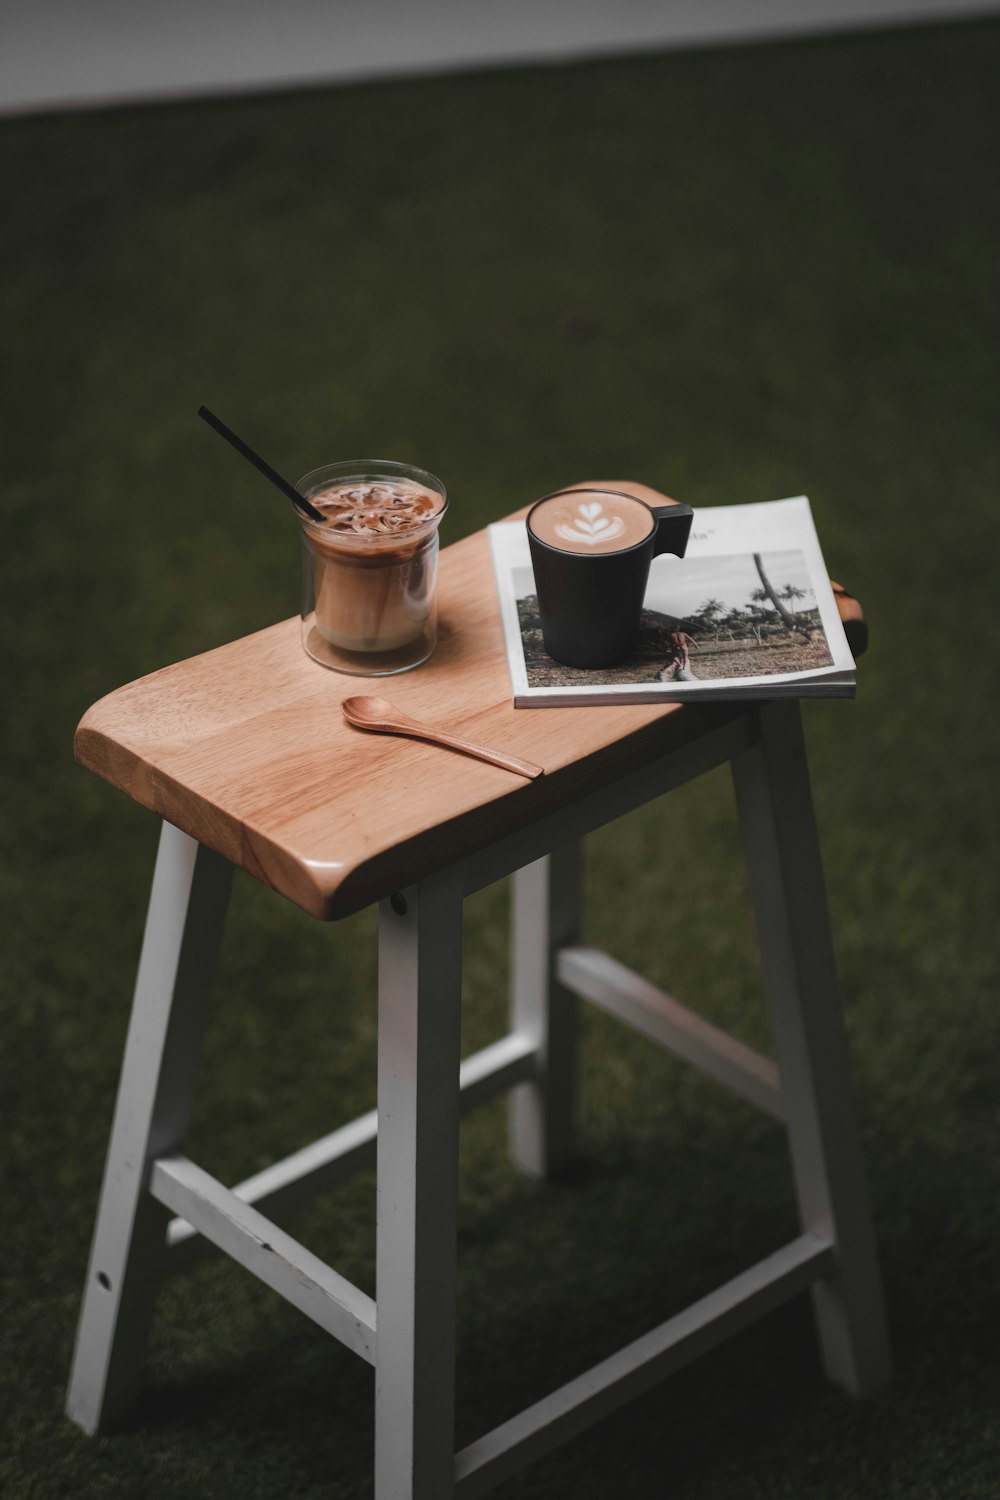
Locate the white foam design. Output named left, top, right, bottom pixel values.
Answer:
left=553, top=501, right=625, bottom=547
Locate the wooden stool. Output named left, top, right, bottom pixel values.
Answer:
left=66, top=491, right=890, bottom=1497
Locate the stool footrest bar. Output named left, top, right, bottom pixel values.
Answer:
left=166, top=1113, right=379, bottom=1265
left=150, top=1154, right=377, bottom=1363
left=459, top=1031, right=539, bottom=1106
left=166, top=1033, right=539, bottom=1266
left=557, top=945, right=784, bottom=1120
left=454, top=1233, right=833, bottom=1497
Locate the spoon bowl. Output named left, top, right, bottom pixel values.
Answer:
left=342, top=695, right=401, bottom=727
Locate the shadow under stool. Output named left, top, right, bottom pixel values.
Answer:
left=65, top=512, right=889, bottom=1498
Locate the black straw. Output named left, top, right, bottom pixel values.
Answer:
left=199, top=406, right=326, bottom=523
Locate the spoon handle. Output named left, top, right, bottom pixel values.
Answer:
left=380, top=719, right=544, bottom=779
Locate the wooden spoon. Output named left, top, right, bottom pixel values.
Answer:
left=341, top=695, right=544, bottom=780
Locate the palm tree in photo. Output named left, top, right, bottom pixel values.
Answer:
left=694, top=597, right=725, bottom=636
left=780, top=582, right=806, bottom=612
left=752, top=554, right=812, bottom=641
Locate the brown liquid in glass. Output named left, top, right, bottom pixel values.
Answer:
left=305, top=480, right=444, bottom=653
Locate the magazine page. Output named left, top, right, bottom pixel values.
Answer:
left=488, top=496, right=856, bottom=707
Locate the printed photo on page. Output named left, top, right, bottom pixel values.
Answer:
left=489, top=497, right=856, bottom=707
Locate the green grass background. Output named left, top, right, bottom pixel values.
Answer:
left=2, top=17, right=999, bottom=1498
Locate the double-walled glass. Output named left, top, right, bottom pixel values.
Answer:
left=297, top=460, right=447, bottom=676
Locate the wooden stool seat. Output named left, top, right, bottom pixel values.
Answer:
left=67, top=487, right=888, bottom=1499
left=75, top=525, right=740, bottom=921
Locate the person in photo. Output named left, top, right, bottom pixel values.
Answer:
left=659, top=627, right=699, bottom=681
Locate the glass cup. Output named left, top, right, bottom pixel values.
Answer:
left=296, top=460, right=448, bottom=676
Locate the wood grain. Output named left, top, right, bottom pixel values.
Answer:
left=74, top=485, right=861, bottom=920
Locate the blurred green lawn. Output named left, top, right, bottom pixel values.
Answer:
left=2, top=18, right=998, bottom=1498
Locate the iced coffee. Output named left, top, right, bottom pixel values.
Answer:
left=297, top=462, right=447, bottom=676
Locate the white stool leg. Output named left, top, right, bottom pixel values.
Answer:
left=509, top=843, right=581, bottom=1179
left=732, top=701, right=891, bottom=1397
left=375, top=869, right=464, bottom=1500
left=66, top=822, right=233, bottom=1433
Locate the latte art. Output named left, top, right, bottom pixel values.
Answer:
left=528, top=488, right=654, bottom=555
left=553, top=501, right=626, bottom=547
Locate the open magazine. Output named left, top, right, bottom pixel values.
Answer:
left=488, top=496, right=856, bottom=707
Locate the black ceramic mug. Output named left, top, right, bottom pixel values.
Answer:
left=526, top=487, right=694, bottom=669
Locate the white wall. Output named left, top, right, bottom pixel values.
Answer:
left=2, top=0, right=998, bottom=115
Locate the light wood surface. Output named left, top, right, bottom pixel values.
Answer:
left=74, top=484, right=860, bottom=920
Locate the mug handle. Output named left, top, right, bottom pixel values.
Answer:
left=650, top=503, right=694, bottom=558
